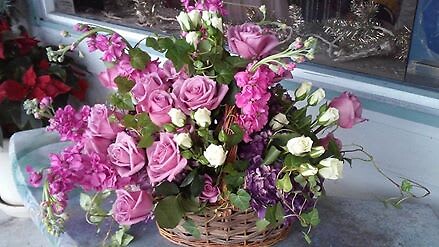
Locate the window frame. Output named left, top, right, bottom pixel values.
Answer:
left=30, top=0, right=439, bottom=121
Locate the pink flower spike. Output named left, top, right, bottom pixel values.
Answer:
left=26, top=165, right=43, bottom=188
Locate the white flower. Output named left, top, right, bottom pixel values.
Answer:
left=168, top=108, right=186, bottom=127
left=299, top=163, right=318, bottom=177
left=309, top=146, right=325, bottom=158
left=185, top=31, right=200, bottom=46
left=269, top=113, right=289, bottom=130
left=204, top=144, right=227, bottom=168
left=174, top=133, right=192, bottom=149
left=307, top=88, right=325, bottom=106
left=187, top=10, right=201, bottom=28
left=286, top=135, right=313, bottom=156
left=295, top=81, right=312, bottom=100
left=318, top=107, right=339, bottom=126
left=210, top=16, right=223, bottom=32
left=177, top=12, right=191, bottom=31
left=319, top=158, right=344, bottom=180
left=193, top=108, right=211, bottom=127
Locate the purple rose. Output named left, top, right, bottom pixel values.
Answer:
left=199, top=174, right=220, bottom=203
left=107, top=132, right=146, bottom=177
left=329, top=92, right=366, bottom=128
left=98, top=66, right=119, bottom=89
left=88, top=104, right=121, bottom=139
left=138, top=89, right=173, bottom=126
left=131, top=72, right=168, bottom=104
left=172, top=76, right=228, bottom=114
left=227, top=23, right=280, bottom=60
left=112, top=189, right=153, bottom=226
left=146, top=133, right=187, bottom=184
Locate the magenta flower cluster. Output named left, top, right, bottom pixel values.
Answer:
left=181, top=0, right=227, bottom=15
left=86, top=33, right=126, bottom=62
left=47, top=105, right=90, bottom=142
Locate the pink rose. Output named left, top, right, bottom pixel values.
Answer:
left=112, top=189, right=153, bottom=226
left=98, top=66, right=119, bottom=89
left=199, top=174, right=220, bottom=203
left=131, top=72, right=168, bottom=104
left=108, top=132, right=146, bottom=177
left=88, top=104, right=121, bottom=139
left=329, top=92, right=366, bottom=128
left=319, top=133, right=342, bottom=151
left=227, top=23, right=280, bottom=60
left=84, top=135, right=112, bottom=154
left=172, top=76, right=228, bottom=114
left=146, top=133, right=187, bottom=184
left=140, top=89, right=173, bottom=126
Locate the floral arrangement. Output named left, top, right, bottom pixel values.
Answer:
left=26, top=1, right=428, bottom=246
left=0, top=14, right=88, bottom=137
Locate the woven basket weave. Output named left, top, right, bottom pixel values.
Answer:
left=158, top=205, right=291, bottom=247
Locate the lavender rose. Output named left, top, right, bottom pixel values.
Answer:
left=141, top=89, right=173, bottom=126
left=107, top=132, right=146, bottom=177
left=227, top=23, right=280, bottom=60
left=112, top=189, right=153, bottom=225
left=131, top=72, right=169, bottom=105
left=172, top=76, right=228, bottom=114
left=199, top=174, right=220, bottom=203
left=146, top=133, right=188, bottom=184
left=329, top=92, right=366, bottom=128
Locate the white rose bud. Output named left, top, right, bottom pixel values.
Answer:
left=286, top=135, right=313, bottom=156
left=177, top=12, right=191, bottom=31
left=204, top=144, right=227, bottom=168
left=185, top=31, right=200, bottom=46
left=210, top=15, right=223, bottom=32
left=319, top=158, right=344, bottom=180
left=269, top=113, right=289, bottom=130
left=188, top=10, right=201, bottom=28
left=307, top=88, right=325, bottom=106
left=299, top=163, right=318, bottom=177
left=168, top=108, right=186, bottom=127
left=193, top=108, right=211, bottom=127
left=174, top=133, right=192, bottom=149
left=309, top=146, right=325, bottom=158
left=294, top=81, right=312, bottom=101
left=318, top=107, right=339, bottom=126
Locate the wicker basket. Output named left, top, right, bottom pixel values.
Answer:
left=158, top=204, right=291, bottom=247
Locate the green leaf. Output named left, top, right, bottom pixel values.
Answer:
left=276, top=173, right=293, bottom=193
left=138, top=134, right=154, bottom=148
left=300, top=208, right=320, bottom=227
left=225, top=56, right=249, bottom=69
left=263, top=146, right=282, bottom=165
left=401, top=180, right=413, bottom=192
left=256, top=219, right=270, bottom=232
left=270, top=132, right=300, bottom=147
left=79, top=193, right=92, bottom=211
left=294, top=174, right=307, bottom=188
left=328, top=140, right=342, bottom=159
left=48, top=64, right=67, bottom=81
left=182, top=219, right=201, bottom=239
left=224, top=172, right=244, bottom=192
left=227, top=124, right=244, bottom=146
left=122, top=114, right=136, bottom=129
left=154, top=196, right=184, bottom=229
left=145, top=37, right=161, bottom=51
left=114, top=76, right=135, bottom=94
left=190, top=175, right=204, bottom=197
left=129, top=48, right=151, bottom=70
left=230, top=189, right=251, bottom=211
left=284, top=154, right=307, bottom=171
left=109, top=92, right=134, bottom=111
left=198, top=39, right=212, bottom=53
left=265, top=202, right=285, bottom=224
left=155, top=181, right=180, bottom=196
left=178, top=196, right=201, bottom=213
left=110, top=228, right=134, bottom=247
left=180, top=170, right=197, bottom=187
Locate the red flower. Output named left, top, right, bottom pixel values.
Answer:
left=0, top=80, right=27, bottom=101
left=0, top=19, right=10, bottom=33
left=71, top=79, right=88, bottom=101
left=0, top=42, right=4, bottom=59
left=23, top=66, right=71, bottom=100
left=39, top=59, right=50, bottom=70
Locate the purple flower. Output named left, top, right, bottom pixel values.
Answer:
left=200, top=174, right=220, bottom=203
left=25, top=165, right=43, bottom=187
left=47, top=105, right=90, bottom=142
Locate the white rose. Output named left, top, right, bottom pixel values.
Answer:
left=269, top=113, right=289, bottom=130
left=295, top=81, right=312, bottom=100
left=193, top=108, right=211, bottom=127
left=286, top=135, right=313, bottom=156
left=318, top=107, right=339, bottom=126
left=210, top=16, right=223, bottom=32
left=309, top=146, right=325, bottom=158
left=185, top=31, right=200, bottom=46
left=177, top=12, right=191, bottom=31
left=168, top=108, right=186, bottom=127
left=204, top=144, right=227, bottom=168
left=319, top=158, right=344, bottom=180
left=299, top=163, right=318, bottom=177
left=174, top=133, right=192, bottom=149
left=188, top=10, right=201, bottom=28
left=307, top=88, right=325, bottom=106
